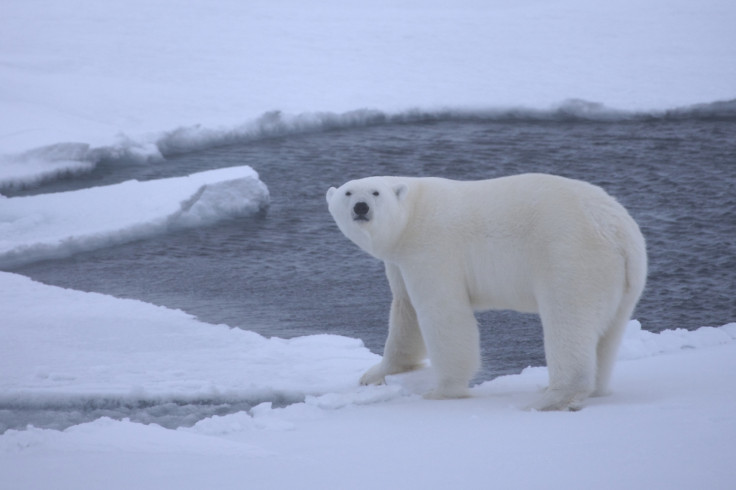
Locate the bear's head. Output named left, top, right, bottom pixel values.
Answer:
left=326, top=177, right=409, bottom=259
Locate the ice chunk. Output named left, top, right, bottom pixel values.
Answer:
left=0, top=166, right=269, bottom=268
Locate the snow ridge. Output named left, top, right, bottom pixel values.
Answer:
left=3, top=99, right=734, bottom=193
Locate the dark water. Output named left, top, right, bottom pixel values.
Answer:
left=7, top=114, right=736, bottom=386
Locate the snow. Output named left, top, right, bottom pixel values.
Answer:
left=0, top=166, right=269, bottom=268
left=1, top=0, right=735, bottom=488
left=1, top=0, right=735, bottom=159
left=0, top=273, right=375, bottom=403
left=1, top=271, right=735, bottom=489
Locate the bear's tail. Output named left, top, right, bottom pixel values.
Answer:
left=621, top=215, right=647, bottom=300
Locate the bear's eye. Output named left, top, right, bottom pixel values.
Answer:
left=345, top=191, right=352, bottom=197
left=372, top=191, right=380, bottom=196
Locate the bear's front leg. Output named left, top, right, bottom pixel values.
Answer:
left=360, top=264, right=427, bottom=385
left=420, top=311, right=480, bottom=400
left=359, top=296, right=426, bottom=385
left=410, top=288, right=480, bottom=399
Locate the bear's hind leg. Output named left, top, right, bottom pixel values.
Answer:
left=594, top=301, right=635, bottom=397
left=531, top=311, right=598, bottom=411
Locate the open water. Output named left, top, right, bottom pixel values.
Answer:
left=7, top=107, right=736, bottom=383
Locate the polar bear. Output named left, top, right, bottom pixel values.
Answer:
left=326, top=174, right=646, bottom=411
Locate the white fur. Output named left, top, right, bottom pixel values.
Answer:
left=326, top=174, right=647, bottom=410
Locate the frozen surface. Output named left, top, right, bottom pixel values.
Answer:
left=1, top=272, right=735, bottom=489
left=0, top=166, right=268, bottom=268
left=1, top=0, right=735, bottom=488
left=1, top=0, right=734, bottom=161
left=0, top=273, right=375, bottom=404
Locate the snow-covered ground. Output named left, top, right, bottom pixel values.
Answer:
left=1, top=271, right=735, bottom=489
left=1, top=0, right=735, bottom=488
left=2, top=0, right=735, bottom=161
left=0, top=273, right=376, bottom=404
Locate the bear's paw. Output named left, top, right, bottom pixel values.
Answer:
left=359, top=363, right=388, bottom=386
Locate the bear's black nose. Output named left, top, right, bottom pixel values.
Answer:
left=353, top=201, right=370, bottom=217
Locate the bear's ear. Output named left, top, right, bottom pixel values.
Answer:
left=326, top=187, right=337, bottom=203
left=393, top=183, right=408, bottom=201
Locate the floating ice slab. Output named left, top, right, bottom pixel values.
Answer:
left=0, top=166, right=269, bottom=268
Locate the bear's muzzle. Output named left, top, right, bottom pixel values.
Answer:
left=353, top=201, right=370, bottom=221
